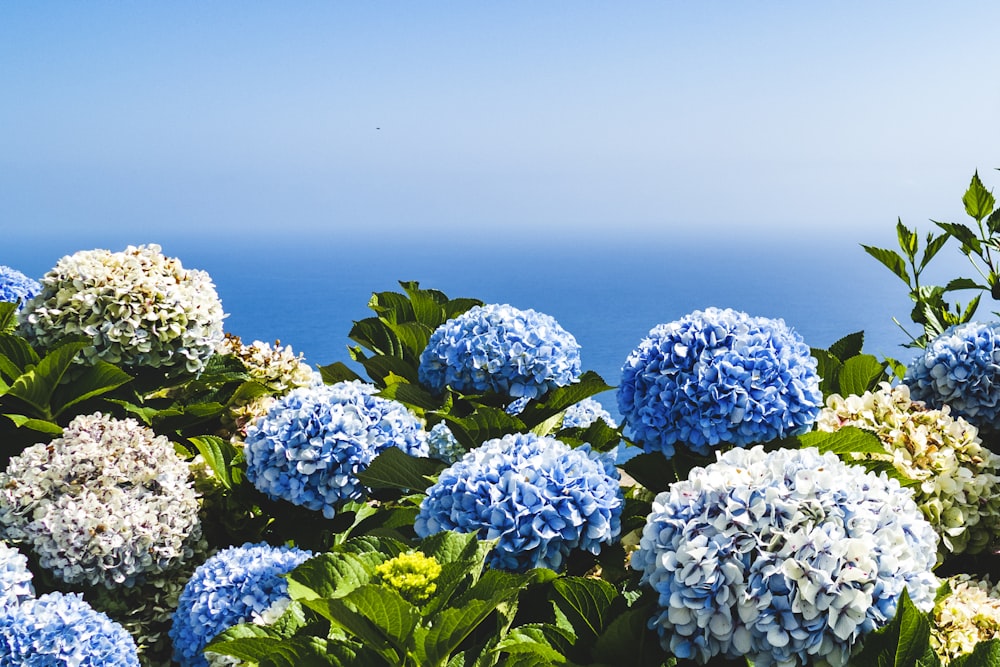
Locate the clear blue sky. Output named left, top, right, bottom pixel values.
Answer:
left=2, top=2, right=999, bottom=245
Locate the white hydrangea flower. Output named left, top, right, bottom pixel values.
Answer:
left=0, top=413, right=203, bottom=589
left=218, top=334, right=319, bottom=394
left=932, top=574, right=1000, bottom=664
left=18, top=244, right=226, bottom=373
left=817, top=382, right=1000, bottom=560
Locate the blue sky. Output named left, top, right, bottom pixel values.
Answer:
left=2, top=2, right=999, bottom=245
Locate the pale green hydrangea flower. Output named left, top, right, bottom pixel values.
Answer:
left=816, top=383, right=1000, bottom=561
left=375, top=551, right=442, bottom=605
left=932, top=574, right=1000, bottom=664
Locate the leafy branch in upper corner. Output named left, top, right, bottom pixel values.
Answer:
left=864, top=169, right=1000, bottom=348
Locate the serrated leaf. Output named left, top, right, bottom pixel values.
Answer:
left=798, top=426, right=886, bottom=455
left=516, top=372, right=614, bottom=426
left=827, top=332, right=865, bottom=362
left=414, top=601, right=495, bottom=665
left=438, top=407, right=527, bottom=451
left=862, top=245, right=911, bottom=285
left=50, top=360, right=131, bottom=417
left=287, top=552, right=374, bottom=601
left=963, top=170, right=995, bottom=223
left=319, top=361, right=364, bottom=384
left=368, top=290, right=416, bottom=323
left=492, top=626, right=568, bottom=663
left=188, top=435, right=240, bottom=489
left=349, top=318, right=407, bottom=359
left=356, top=446, right=446, bottom=492
left=2, top=414, right=63, bottom=434
left=378, top=382, right=442, bottom=411
left=382, top=320, right=434, bottom=359
left=620, top=452, right=678, bottom=493
left=897, top=219, right=918, bottom=261
left=0, top=303, right=17, bottom=333
left=340, top=585, right=422, bottom=652
left=357, top=354, right=420, bottom=386
left=443, top=298, right=484, bottom=320
left=935, top=220, right=983, bottom=255
left=847, top=589, right=938, bottom=667
left=838, top=354, right=887, bottom=396
left=0, top=333, right=39, bottom=374
left=304, top=595, right=401, bottom=660
left=945, top=277, right=988, bottom=291
left=920, top=232, right=950, bottom=271
left=591, top=602, right=661, bottom=665
left=811, top=348, right=843, bottom=397
left=419, top=530, right=483, bottom=565
left=551, top=577, right=617, bottom=642
left=206, top=633, right=341, bottom=666
left=6, top=340, right=89, bottom=417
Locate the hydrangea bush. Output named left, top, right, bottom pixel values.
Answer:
left=0, top=265, right=40, bottom=309
left=816, top=383, right=1000, bottom=559
left=0, top=591, right=140, bottom=666
left=618, top=307, right=823, bottom=458
left=243, top=380, right=428, bottom=518
left=418, top=303, right=582, bottom=400
left=17, top=244, right=226, bottom=373
left=905, top=321, right=1000, bottom=432
left=415, top=432, right=623, bottom=572
left=0, top=412, right=203, bottom=589
left=631, top=446, right=939, bottom=667
left=562, top=396, right=618, bottom=428
left=169, top=542, right=312, bottom=667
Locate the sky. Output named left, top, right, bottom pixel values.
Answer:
left=2, top=2, right=1000, bottom=247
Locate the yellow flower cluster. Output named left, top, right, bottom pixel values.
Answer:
left=375, top=551, right=442, bottom=605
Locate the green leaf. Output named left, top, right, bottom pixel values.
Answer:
left=945, top=277, right=988, bottom=291
left=847, top=589, right=939, bottom=667
left=419, top=530, right=484, bottom=566
left=0, top=333, right=40, bottom=376
left=919, top=232, right=950, bottom=271
left=798, top=426, right=886, bottom=455
left=340, top=585, right=422, bottom=653
left=287, top=552, right=375, bottom=602
left=6, top=340, right=89, bottom=417
left=935, top=220, right=983, bottom=255
left=0, top=303, right=17, bottom=333
left=811, top=348, right=843, bottom=397
left=207, top=632, right=346, bottom=667
left=950, top=638, right=1000, bottom=666
left=827, top=332, right=865, bottom=362
left=963, top=170, right=995, bottom=223
left=442, top=298, right=484, bottom=320
left=492, top=626, right=568, bottom=663
left=304, top=595, right=401, bottom=661
left=413, top=601, right=495, bottom=665
left=188, top=435, right=241, bottom=489
left=987, top=207, right=1000, bottom=235
left=437, top=408, right=527, bottom=451
left=838, top=354, right=887, bottom=396
left=319, top=361, right=364, bottom=385
left=356, top=446, right=446, bottom=492
left=550, top=577, right=617, bottom=642
left=620, top=452, right=678, bottom=493
left=2, top=414, right=63, bottom=434
left=862, top=245, right=911, bottom=286
left=591, top=602, right=662, bottom=666
left=349, top=318, right=408, bottom=359
left=897, top=219, right=918, bottom=261
left=516, top=371, right=615, bottom=426
left=49, top=360, right=131, bottom=417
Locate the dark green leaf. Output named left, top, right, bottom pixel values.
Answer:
left=443, top=298, right=484, bottom=320
left=50, top=360, right=131, bottom=417
left=378, top=382, right=442, bottom=411
left=861, top=245, right=911, bottom=286
left=207, top=632, right=348, bottom=667
left=287, top=552, right=374, bottom=601
left=551, top=577, right=617, bottom=641
left=987, top=207, right=1000, bottom=235
left=620, top=452, right=678, bottom=493
left=349, top=318, right=407, bottom=359
left=847, top=589, right=938, bottom=667
left=356, top=354, right=420, bottom=386
left=838, top=354, right=887, bottom=396
left=492, top=626, right=568, bottom=663
left=0, top=333, right=40, bottom=375
left=516, top=371, right=615, bottom=425
left=963, top=170, right=995, bottom=223
left=302, top=596, right=398, bottom=661
left=338, top=585, right=421, bottom=652
left=591, top=602, right=662, bottom=666
left=811, top=348, right=843, bottom=397
left=368, top=290, right=415, bottom=324
left=827, top=332, right=865, bottom=362
left=0, top=303, right=17, bottom=333
left=419, top=530, right=484, bottom=566
left=6, top=340, right=89, bottom=416
left=2, top=414, right=63, bottom=434
left=319, top=361, right=364, bottom=385
left=945, top=277, right=988, bottom=291
left=919, top=232, right=950, bottom=271
left=356, top=446, right=446, bottom=492
left=438, top=407, right=527, bottom=451
left=189, top=435, right=240, bottom=489
left=935, top=220, right=983, bottom=255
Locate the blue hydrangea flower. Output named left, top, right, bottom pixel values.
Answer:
left=244, top=381, right=428, bottom=519
left=562, top=397, right=618, bottom=428
left=426, top=422, right=466, bottom=465
left=418, top=303, right=582, bottom=400
left=0, top=591, right=139, bottom=666
left=0, top=541, right=33, bottom=608
left=169, top=542, right=312, bottom=667
left=632, top=446, right=939, bottom=667
left=415, top=432, right=623, bottom=572
left=617, top=307, right=823, bottom=458
left=905, top=321, right=1000, bottom=430
left=0, top=266, right=40, bottom=310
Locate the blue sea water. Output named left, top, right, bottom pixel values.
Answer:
left=4, top=229, right=955, bottom=419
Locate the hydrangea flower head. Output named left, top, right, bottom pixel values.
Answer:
left=632, top=446, right=939, bottom=667
left=375, top=551, right=442, bottom=605
left=0, top=591, right=140, bottom=666
left=0, top=541, right=33, bottom=608
left=426, top=422, right=465, bottom=464
left=418, top=303, right=582, bottom=400
left=0, top=265, right=40, bottom=310
left=905, top=321, right=1000, bottom=431
left=562, top=396, right=618, bottom=429
left=169, top=542, right=312, bottom=667
left=0, top=412, right=203, bottom=589
left=817, top=383, right=1000, bottom=560
left=932, top=574, right=1000, bottom=664
left=18, top=244, right=226, bottom=373
left=244, top=381, right=428, bottom=518
left=618, top=307, right=823, bottom=457
left=415, top=432, right=623, bottom=572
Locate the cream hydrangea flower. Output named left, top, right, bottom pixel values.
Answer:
left=18, top=244, right=225, bottom=373
left=0, top=413, right=204, bottom=589
left=816, top=382, right=1000, bottom=560
left=932, top=574, right=1000, bottom=664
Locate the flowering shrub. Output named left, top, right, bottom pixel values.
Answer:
left=618, top=307, right=823, bottom=458
left=169, top=542, right=312, bottom=667
left=0, top=412, right=203, bottom=589
left=17, top=244, right=225, bottom=373
left=562, top=396, right=618, bottom=428
left=415, top=432, right=622, bottom=572
left=0, top=591, right=140, bottom=666
left=0, top=265, right=40, bottom=309
left=905, top=321, right=1000, bottom=431
left=816, top=383, right=1000, bottom=559
left=0, top=541, right=33, bottom=608
left=418, top=303, right=582, bottom=400
left=243, top=380, right=428, bottom=518
left=632, top=446, right=939, bottom=667
left=932, top=574, right=1000, bottom=664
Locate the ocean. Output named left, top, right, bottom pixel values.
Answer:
left=4, top=229, right=960, bottom=419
